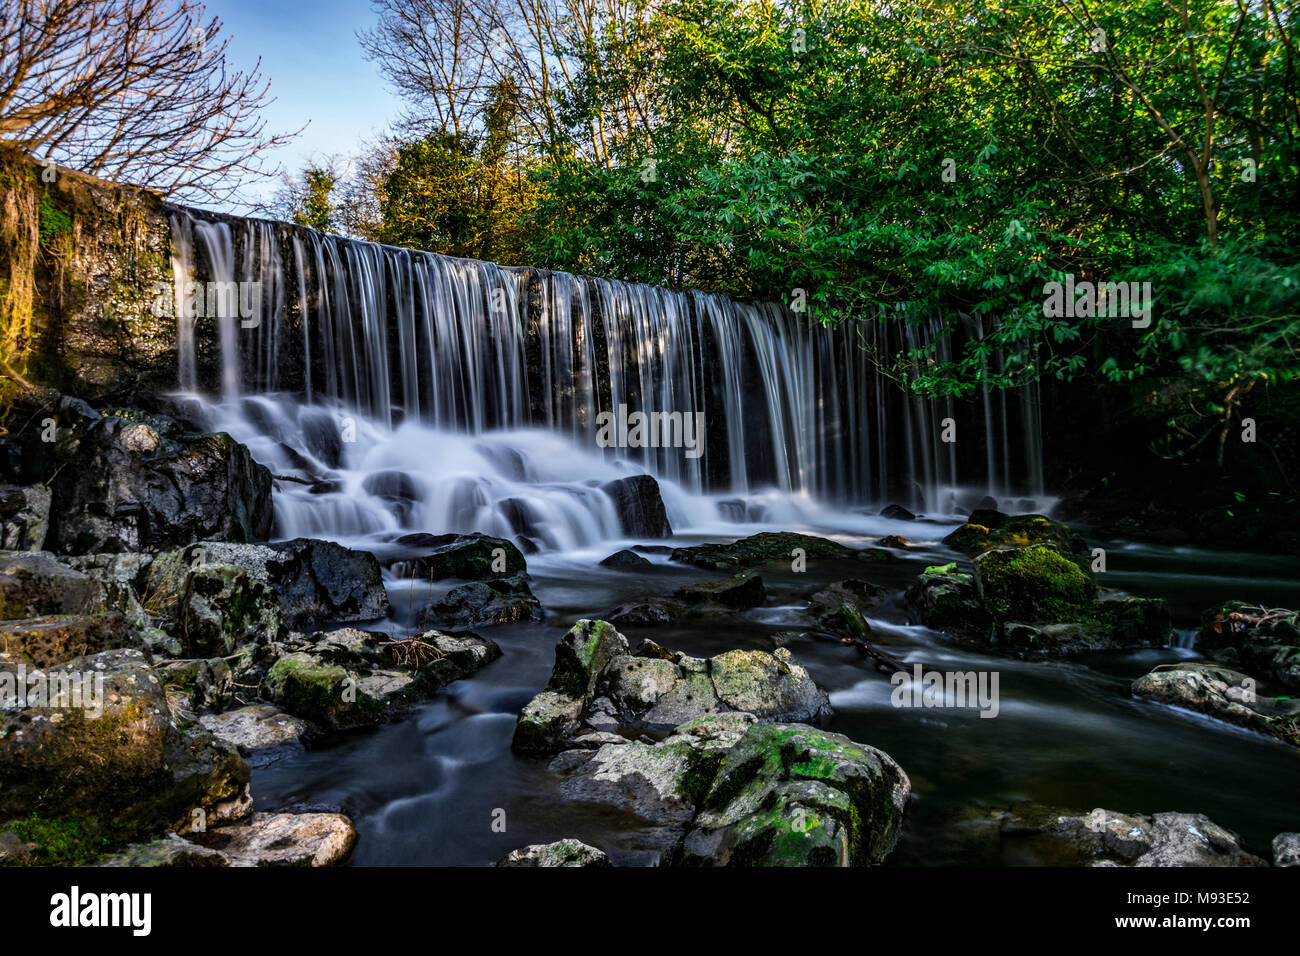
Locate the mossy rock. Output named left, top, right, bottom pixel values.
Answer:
left=671, top=532, right=850, bottom=572
left=943, top=513, right=1085, bottom=558
left=974, top=545, right=1097, bottom=623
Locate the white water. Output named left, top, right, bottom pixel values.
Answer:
left=167, top=208, right=1053, bottom=555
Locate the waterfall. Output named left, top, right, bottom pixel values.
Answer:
left=165, top=207, right=1048, bottom=552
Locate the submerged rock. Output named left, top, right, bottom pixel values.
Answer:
left=677, top=570, right=766, bottom=609
left=671, top=532, right=850, bottom=573
left=805, top=579, right=887, bottom=638
left=512, top=620, right=831, bottom=752
left=1131, top=662, right=1300, bottom=747
left=101, top=832, right=230, bottom=867
left=601, top=475, right=672, bottom=538
left=497, top=839, right=612, bottom=867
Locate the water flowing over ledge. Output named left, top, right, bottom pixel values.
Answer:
left=167, top=207, right=1048, bottom=551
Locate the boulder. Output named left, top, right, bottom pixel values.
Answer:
left=674, top=721, right=911, bottom=866
left=0, top=551, right=109, bottom=619
left=512, top=620, right=831, bottom=752
left=988, top=805, right=1267, bottom=866
left=0, top=612, right=132, bottom=667
left=48, top=408, right=272, bottom=554
left=199, top=705, right=311, bottom=768
left=600, top=548, right=651, bottom=569
left=390, top=532, right=526, bottom=580
left=601, top=475, right=672, bottom=538
left=417, top=574, right=542, bottom=627
left=263, top=629, right=501, bottom=731
left=189, top=812, right=357, bottom=867
left=547, top=713, right=910, bottom=866
left=1274, top=833, right=1300, bottom=867
left=671, top=532, right=849, bottom=572
left=1132, top=662, right=1300, bottom=748
left=879, top=504, right=916, bottom=520
left=805, top=579, right=887, bottom=638
left=152, top=538, right=389, bottom=630
left=0, top=648, right=251, bottom=835
left=1198, top=602, right=1300, bottom=693
left=942, top=513, right=1086, bottom=559
left=677, top=570, right=766, bottom=609
left=904, top=564, right=990, bottom=639
left=973, top=545, right=1096, bottom=623
left=497, top=839, right=612, bottom=867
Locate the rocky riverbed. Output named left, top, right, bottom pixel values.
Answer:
left=1, top=388, right=1298, bottom=867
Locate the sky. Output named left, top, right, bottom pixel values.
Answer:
left=207, top=0, right=404, bottom=206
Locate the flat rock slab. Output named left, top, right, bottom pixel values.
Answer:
left=191, top=812, right=357, bottom=867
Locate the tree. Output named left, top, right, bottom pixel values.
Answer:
left=0, top=0, right=296, bottom=203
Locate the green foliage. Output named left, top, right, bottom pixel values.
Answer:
left=37, top=196, right=71, bottom=248
left=2, top=814, right=118, bottom=866
left=525, top=0, right=1300, bottom=410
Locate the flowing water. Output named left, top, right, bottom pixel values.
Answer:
left=165, top=208, right=1300, bottom=866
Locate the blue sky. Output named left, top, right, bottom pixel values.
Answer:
left=209, top=0, right=403, bottom=204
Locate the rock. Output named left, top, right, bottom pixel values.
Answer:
left=1132, top=662, right=1300, bottom=747
left=1273, top=833, right=1300, bottom=866
left=548, top=713, right=910, bottom=866
left=674, top=722, right=911, bottom=866
left=905, top=564, right=990, bottom=639
left=0, top=648, right=251, bottom=835
left=417, top=574, right=542, bottom=627
left=512, top=620, right=831, bottom=752
left=0, top=551, right=109, bottom=619
left=0, top=484, right=49, bottom=550
left=855, top=547, right=895, bottom=563
left=806, top=579, right=886, bottom=637
left=48, top=407, right=272, bottom=554
left=677, top=570, right=765, bottom=609
left=152, top=538, right=390, bottom=630
left=991, top=805, right=1267, bottom=866
left=361, top=470, right=421, bottom=520
left=101, top=832, right=230, bottom=867
left=601, top=475, right=672, bottom=538
left=607, top=597, right=688, bottom=626
left=879, top=504, right=915, bottom=520
left=263, top=629, right=500, bottom=731
left=943, top=513, right=1086, bottom=558
left=199, top=705, right=311, bottom=768
left=497, top=839, right=613, bottom=867
left=600, top=548, right=651, bottom=569
left=190, top=812, right=357, bottom=866
left=973, top=545, right=1096, bottom=622
left=671, top=531, right=849, bottom=572
left=0, top=830, right=34, bottom=864
left=971, top=495, right=999, bottom=513
left=390, top=532, right=526, bottom=580
left=876, top=535, right=909, bottom=549
left=155, top=657, right=234, bottom=715
left=0, top=612, right=132, bottom=667
left=1199, top=602, right=1300, bottom=692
